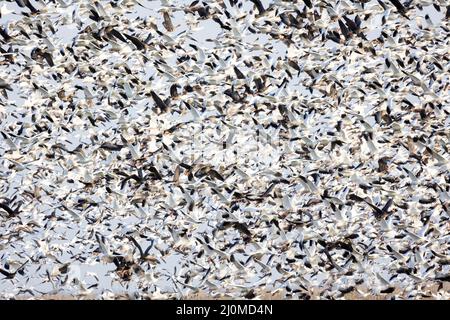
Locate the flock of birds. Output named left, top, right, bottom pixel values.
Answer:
left=0, top=0, right=449, bottom=300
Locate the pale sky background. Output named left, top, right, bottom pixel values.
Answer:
left=0, top=0, right=446, bottom=298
